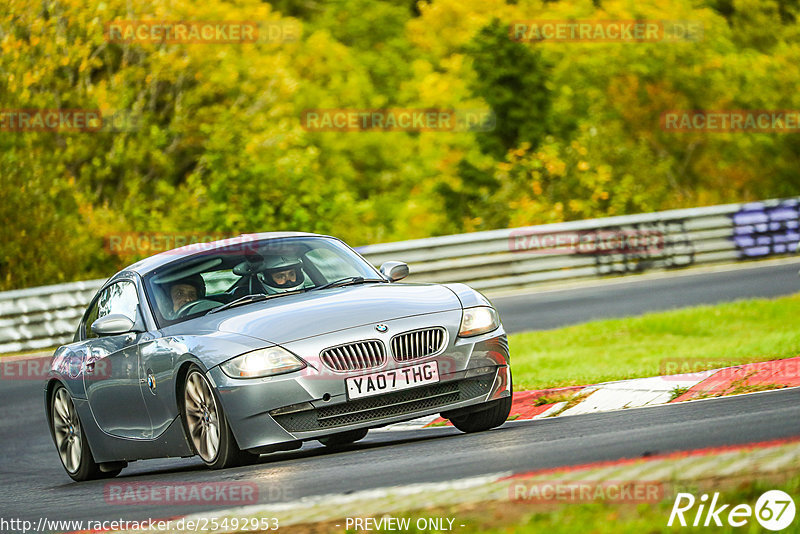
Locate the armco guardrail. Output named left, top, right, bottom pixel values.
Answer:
left=1, top=197, right=797, bottom=353
left=360, top=197, right=798, bottom=290
left=0, top=279, right=106, bottom=353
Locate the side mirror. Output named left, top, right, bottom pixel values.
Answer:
left=91, top=314, right=136, bottom=336
left=379, top=261, right=409, bottom=282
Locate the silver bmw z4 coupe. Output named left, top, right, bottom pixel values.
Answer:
left=45, top=233, right=512, bottom=481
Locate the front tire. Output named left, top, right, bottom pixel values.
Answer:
left=182, top=367, right=256, bottom=469
left=449, top=394, right=512, bottom=433
left=51, top=384, right=120, bottom=481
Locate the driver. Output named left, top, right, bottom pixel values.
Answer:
left=261, top=256, right=305, bottom=292
left=169, top=274, right=205, bottom=313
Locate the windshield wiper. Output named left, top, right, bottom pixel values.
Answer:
left=206, top=294, right=268, bottom=315
left=312, top=276, right=385, bottom=291
left=206, top=288, right=309, bottom=315
left=209, top=279, right=384, bottom=313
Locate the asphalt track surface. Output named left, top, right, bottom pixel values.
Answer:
left=1, top=384, right=799, bottom=527
left=1, top=260, right=799, bottom=528
left=493, top=259, right=800, bottom=332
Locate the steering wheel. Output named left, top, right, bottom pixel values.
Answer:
left=174, top=299, right=209, bottom=318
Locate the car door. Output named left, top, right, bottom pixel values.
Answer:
left=83, top=280, right=152, bottom=439
left=137, top=338, right=178, bottom=438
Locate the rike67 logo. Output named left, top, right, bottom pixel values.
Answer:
left=669, top=490, right=796, bottom=531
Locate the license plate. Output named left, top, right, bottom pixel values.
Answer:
left=346, top=361, right=439, bottom=400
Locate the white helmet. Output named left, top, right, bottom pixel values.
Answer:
left=260, top=256, right=305, bottom=291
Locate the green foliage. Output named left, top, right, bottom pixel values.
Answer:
left=465, top=18, right=552, bottom=158
left=1, top=0, right=800, bottom=289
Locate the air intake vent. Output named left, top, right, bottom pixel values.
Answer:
left=320, top=340, right=386, bottom=372
left=391, top=327, right=447, bottom=362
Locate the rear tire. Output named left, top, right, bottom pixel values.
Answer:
left=450, top=394, right=512, bottom=433
left=182, top=366, right=255, bottom=469
left=318, top=428, right=369, bottom=448
left=50, top=384, right=120, bottom=481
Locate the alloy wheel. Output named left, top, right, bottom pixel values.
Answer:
left=184, top=371, right=221, bottom=462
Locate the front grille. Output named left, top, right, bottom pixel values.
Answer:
left=271, top=376, right=494, bottom=432
left=320, top=340, right=386, bottom=372
left=391, top=327, right=447, bottom=362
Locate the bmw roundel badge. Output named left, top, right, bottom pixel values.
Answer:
left=375, top=324, right=388, bottom=333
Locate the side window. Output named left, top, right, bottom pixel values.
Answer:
left=86, top=281, right=140, bottom=338
left=83, top=300, right=100, bottom=340
left=305, top=249, right=353, bottom=281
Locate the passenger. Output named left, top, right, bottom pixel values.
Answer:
left=261, top=257, right=306, bottom=292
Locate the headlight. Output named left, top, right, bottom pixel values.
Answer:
left=220, top=346, right=306, bottom=378
left=458, top=306, right=500, bottom=337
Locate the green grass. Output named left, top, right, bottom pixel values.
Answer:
left=380, top=473, right=800, bottom=534
left=507, top=293, right=800, bottom=390
left=302, top=468, right=800, bottom=534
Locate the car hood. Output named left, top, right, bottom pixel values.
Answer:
left=183, top=283, right=462, bottom=345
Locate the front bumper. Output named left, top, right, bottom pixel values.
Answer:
left=208, top=310, right=511, bottom=451
left=270, top=371, right=498, bottom=435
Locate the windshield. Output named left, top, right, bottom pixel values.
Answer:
left=143, top=236, right=384, bottom=326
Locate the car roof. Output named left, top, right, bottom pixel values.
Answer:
left=121, top=232, right=330, bottom=276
